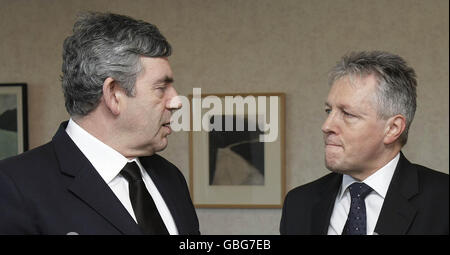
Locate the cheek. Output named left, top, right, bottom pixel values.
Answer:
left=145, top=103, right=167, bottom=127
left=346, top=126, right=384, bottom=152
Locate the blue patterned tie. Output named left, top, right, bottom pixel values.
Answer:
left=342, top=182, right=373, bottom=235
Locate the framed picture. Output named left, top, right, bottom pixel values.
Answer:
left=189, top=92, right=285, bottom=208
left=0, top=83, right=28, bottom=160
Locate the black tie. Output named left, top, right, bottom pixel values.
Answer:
left=342, top=182, right=373, bottom=235
left=120, top=162, right=169, bottom=235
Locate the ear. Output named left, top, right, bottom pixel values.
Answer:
left=383, top=114, right=406, bottom=145
left=102, top=77, right=124, bottom=116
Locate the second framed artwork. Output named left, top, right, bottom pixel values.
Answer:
left=0, top=83, right=28, bottom=160
left=189, top=93, right=285, bottom=208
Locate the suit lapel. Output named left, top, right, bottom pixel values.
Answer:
left=311, top=173, right=342, bottom=234
left=67, top=164, right=142, bottom=235
left=374, top=152, right=418, bottom=235
left=52, top=122, right=141, bottom=235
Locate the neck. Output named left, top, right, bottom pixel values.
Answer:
left=73, top=108, right=133, bottom=159
left=73, top=112, right=155, bottom=160
left=350, top=146, right=401, bottom=181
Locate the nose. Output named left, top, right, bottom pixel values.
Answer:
left=166, top=86, right=182, bottom=110
left=321, top=111, right=337, bottom=134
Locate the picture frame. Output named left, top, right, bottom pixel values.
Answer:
left=0, top=83, right=28, bottom=160
left=189, top=92, right=285, bottom=208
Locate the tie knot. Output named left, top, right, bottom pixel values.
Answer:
left=121, top=162, right=142, bottom=182
left=348, top=182, right=372, bottom=200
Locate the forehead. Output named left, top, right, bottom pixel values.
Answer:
left=137, top=57, right=173, bottom=82
left=327, top=74, right=378, bottom=106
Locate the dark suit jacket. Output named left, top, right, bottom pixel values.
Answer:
left=280, top=152, right=449, bottom=235
left=0, top=122, right=199, bottom=235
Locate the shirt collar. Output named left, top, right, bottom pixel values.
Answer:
left=65, top=118, right=136, bottom=184
left=337, top=153, right=400, bottom=201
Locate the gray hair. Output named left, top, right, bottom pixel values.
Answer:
left=329, top=51, right=417, bottom=146
left=61, top=12, right=172, bottom=116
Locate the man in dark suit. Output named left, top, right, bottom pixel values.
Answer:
left=0, top=12, right=199, bottom=235
left=280, top=51, right=449, bottom=235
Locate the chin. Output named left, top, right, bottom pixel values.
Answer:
left=153, top=139, right=169, bottom=153
left=325, top=162, right=338, bottom=172
left=325, top=157, right=344, bottom=173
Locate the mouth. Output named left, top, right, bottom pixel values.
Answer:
left=325, top=143, right=343, bottom=154
left=325, top=139, right=343, bottom=148
left=162, top=122, right=172, bottom=134
left=324, top=136, right=342, bottom=147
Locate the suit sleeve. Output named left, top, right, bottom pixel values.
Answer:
left=0, top=170, right=36, bottom=234
left=279, top=191, right=290, bottom=235
left=173, top=167, right=200, bottom=235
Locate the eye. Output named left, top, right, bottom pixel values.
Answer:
left=343, top=111, right=355, bottom=118
left=155, top=85, right=167, bottom=93
left=325, top=108, right=331, bottom=115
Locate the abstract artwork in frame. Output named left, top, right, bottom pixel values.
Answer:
left=0, top=83, right=28, bottom=160
left=189, top=93, right=285, bottom=208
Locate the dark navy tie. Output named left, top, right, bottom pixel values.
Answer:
left=121, top=162, right=169, bottom=235
left=342, top=182, right=373, bottom=235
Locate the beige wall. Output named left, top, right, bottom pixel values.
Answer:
left=0, top=0, right=448, bottom=234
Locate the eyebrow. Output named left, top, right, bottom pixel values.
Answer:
left=155, top=76, right=174, bottom=84
left=325, top=102, right=355, bottom=112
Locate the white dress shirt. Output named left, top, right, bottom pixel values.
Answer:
left=327, top=153, right=400, bottom=235
left=65, top=119, right=178, bottom=234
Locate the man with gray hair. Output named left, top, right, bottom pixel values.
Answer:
left=280, top=51, right=448, bottom=235
left=0, top=12, right=199, bottom=235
